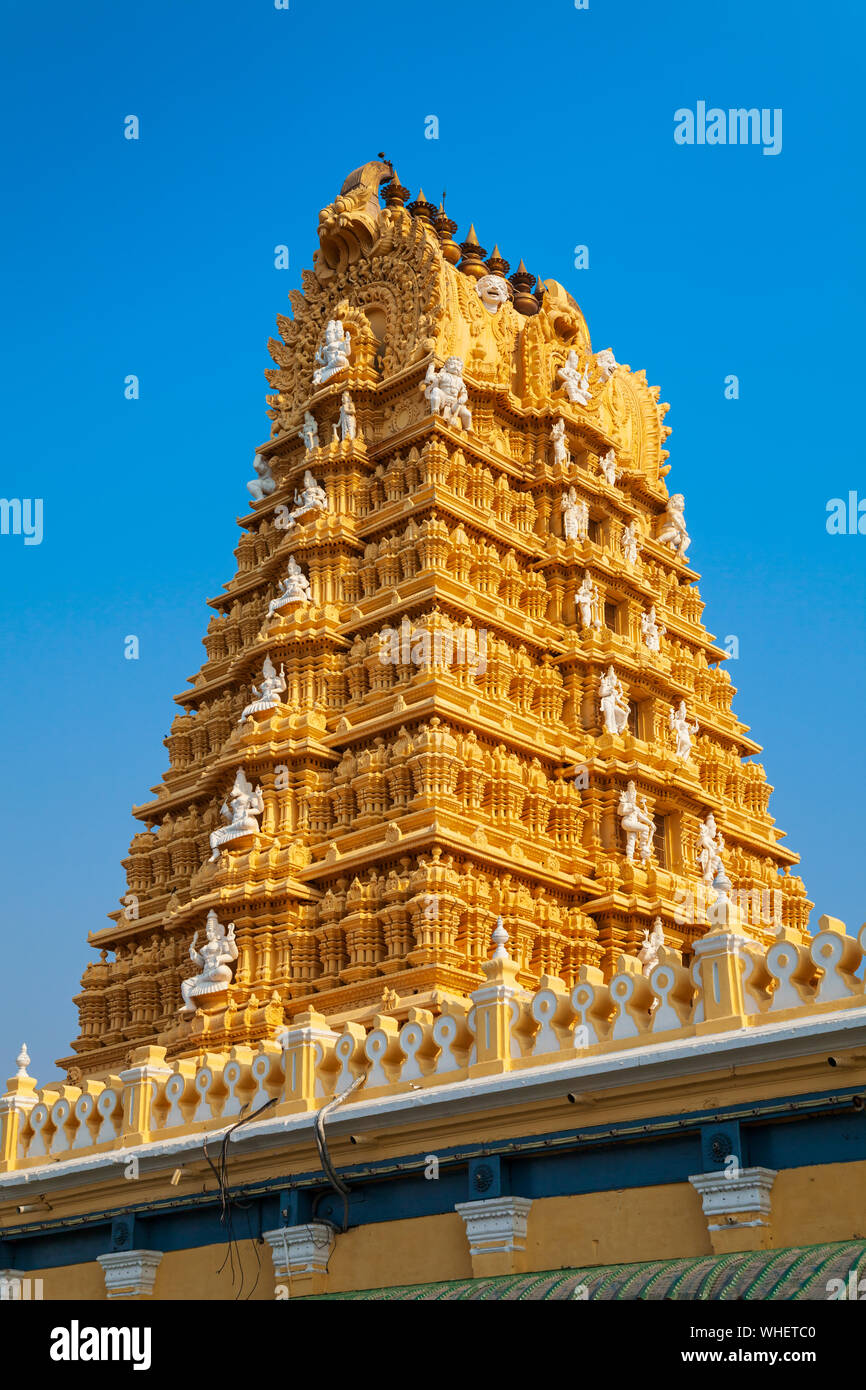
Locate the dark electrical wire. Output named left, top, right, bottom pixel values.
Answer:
left=312, top=1072, right=367, bottom=1232
left=203, top=1095, right=278, bottom=1300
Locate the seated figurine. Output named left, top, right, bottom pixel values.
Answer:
left=239, top=655, right=286, bottom=721
left=557, top=349, right=591, bottom=406
left=247, top=453, right=276, bottom=504
left=208, top=769, right=264, bottom=861
left=180, top=911, right=238, bottom=1015
left=421, top=357, right=472, bottom=431
left=267, top=556, right=311, bottom=618
left=312, top=319, right=352, bottom=385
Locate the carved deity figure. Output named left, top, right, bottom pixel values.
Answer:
left=267, top=555, right=312, bottom=618
left=618, top=780, right=655, bottom=865
left=657, top=493, right=690, bottom=556
left=293, top=469, right=327, bottom=515
left=697, top=812, right=725, bottom=886
left=475, top=273, right=511, bottom=314
left=599, top=665, right=629, bottom=735
left=312, top=318, right=352, bottom=385
left=599, top=449, right=619, bottom=486
left=422, top=357, right=472, bottom=431
left=557, top=349, right=591, bottom=406
left=247, top=452, right=275, bottom=504
left=299, top=411, right=319, bottom=453
left=561, top=487, right=589, bottom=541
left=180, top=911, right=238, bottom=1015
left=239, top=654, right=286, bottom=721
left=208, top=769, right=264, bottom=861
left=638, top=918, right=665, bottom=977
left=621, top=522, right=641, bottom=566
left=550, top=418, right=570, bottom=468
left=576, top=570, right=600, bottom=629
left=641, top=604, right=666, bottom=652
left=338, top=391, right=357, bottom=441
left=670, top=700, right=698, bottom=761
left=595, top=348, right=619, bottom=383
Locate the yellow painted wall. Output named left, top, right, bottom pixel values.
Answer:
left=22, top=1159, right=866, bottom=1298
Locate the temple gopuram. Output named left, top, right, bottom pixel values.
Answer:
left=2, top=160, right=864, bottom=1303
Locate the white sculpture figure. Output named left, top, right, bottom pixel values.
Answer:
left=208, top=769, right=264, bottom=861
left=338, top=391, right=357, bottom=441
left=561, top=487, right=589, bottom=541
left=550, top=418, right=570, bottom=468
left=239, top=655, right=286, bottom=721
left=576, top=570, right=600, bottom=629
left=638, top=918, right=665, bottom=977
left=180, top=911, right=238, bottom=1015
left=621, top=522, right=641, bottom=566
left=267, top=555, right=312, bottom=618
left=618, top=780, right=655, bottom=865
left=657, top=493, right=690, bottom=557
left=697, top=812, right=725, bottom=886
left=299, top=411, right=319, bottom=453
left=475, top=273, right=511, bottom=314
left=641, top=604, right=666, bottom=652
left=669, top=700, right=698, bottom=761
left=599, top=449, right=619, bottom=486
left=247, top=452, right=275, bottom=504
left=293, top=469, right=327, bottom=515
left=557, top=349, right=591, bottom=406
left=599, top=665, right=630, bottom=735
left=312, top=318, right=352, bottom=385
left=15, top=1043, right=31, bottom=1079
left=595, top=348, right=619, bottom=383
left=422, top=357, right=473, bottom=431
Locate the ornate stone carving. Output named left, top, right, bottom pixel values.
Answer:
left=268, top=556, right=312, bottom=617
left=240, top=655, right=286, bottom=721
left=595, top=348, right=619, bottom=383
left=599, top=665, right=629, bottom=735
left=670, top=700, right=698, bottom=761
left=312, top=318, right=352, bottom=385
left=657, top=493, right=690, bottom=556
left=618, top=780, right=655, bottom=864
left=337, top=391, right=357, bottom=441
left=550, top=418, right=570, bottom=468
left=208, top=769, right=264, bottom=861
left=475, top=273, right=511, bottom=314
left=698, top=812, right=726, bottom=886
left=247, top=453, right=275, bottom=504
left=562, top=488, right=588, bottom=542
left=641, top=604, right=666, bottom=652
left=621, top=522, right=641, bottom=566
left=638, top=918, right=665, bottom=975
left=421, top=357, right=472, bottom=431
left=299, top=412, right=319, bottom=453
left=576, top=570, right=600, bottom=630
left=598, top=449, right=619, bottom=486
left=180, top=911, right=238, bottom=1014
left=557, top=349, right=591, bottom=405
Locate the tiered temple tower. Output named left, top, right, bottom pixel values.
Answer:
left=61, top=159, right=811, bottom=1080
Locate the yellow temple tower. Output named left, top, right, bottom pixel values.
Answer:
left=61, top=159, right=809, bottom=1081
left=5, top=162, right=865, bottom=1306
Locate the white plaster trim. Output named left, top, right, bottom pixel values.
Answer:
left=96, top=1249, right=162, bottom=1299
left=455, top=1197, right=533, bottom=1255
left=689, top=1166, right=777, bottom=1219
left=3, top=1009, right=865, bottom=1196
left=262, top=1223, right=335, bottom=1278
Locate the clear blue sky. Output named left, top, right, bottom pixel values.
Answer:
left=1, top=0, right=863, bottom=1080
